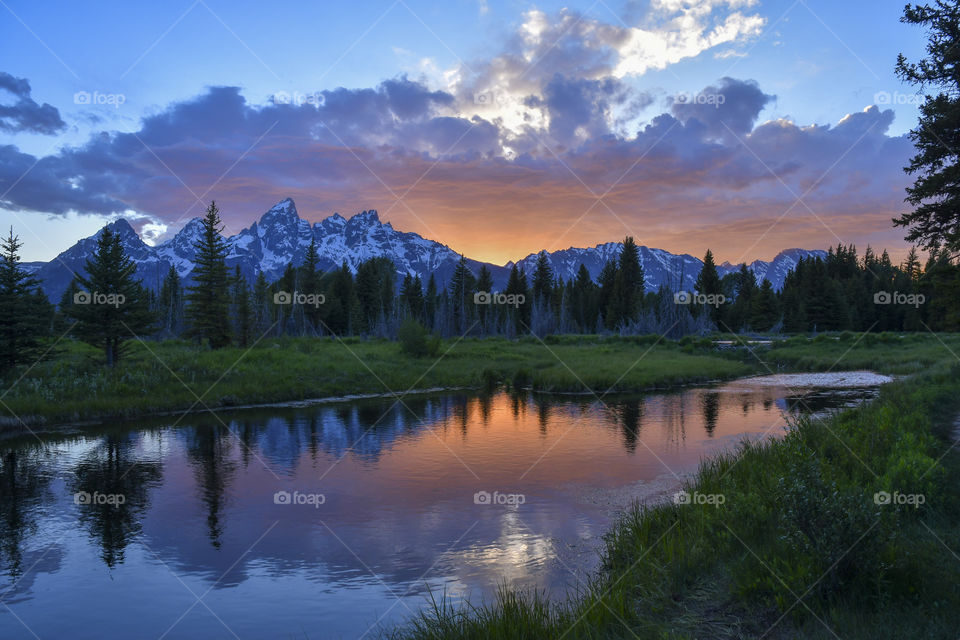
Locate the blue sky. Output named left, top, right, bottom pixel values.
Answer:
left=0, top=0, right=934, bottom=263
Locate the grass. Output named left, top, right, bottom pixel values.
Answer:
left=0, top=334, right=753, bottom=427
left=760, top=332, right=960, bottom=375
left=384, top=363, right=960, bottom=639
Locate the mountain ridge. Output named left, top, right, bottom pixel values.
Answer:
left=32, top=198, right=827, bottom=303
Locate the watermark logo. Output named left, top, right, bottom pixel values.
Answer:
left=474, top=291, right=525, bottom=308
left=674, top=291, right=727, bottom=308
left=74, top=90, right=126, bottom=108
left=873, top=291, right=925, bottom=308
left=473, top=490, right=526, bottom=506
left=874, top=490, right=924, bottom=508
left=274, top=290, right=326, bottom=308
left=673, top=490, right=725, bottom=507
left=272, top=91, right=323, bottom=107
left=673, top=91, right=725, bottom=108
left=873, top=91, right=922, bottom=106
left=473, top=91, right=509, bottom=107
left=74, top=290, right=125, bottom=308
left=273, top=490, right=326, bottom=508
left=74, top=491, right=126, bottom=506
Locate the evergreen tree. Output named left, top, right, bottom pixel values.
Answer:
left=608, top=237, right=645, bottom=328
left=157, top=266, right=184, bottom=336
left=570, top=264, right=598, bottom=331
left=894, top=1, right=960, bottom=251
left=475, top=265, right=494, bottom=331
left=185, top=202, right=232, bottom=348
left=449, top=255, right=476, bottom=334
left=231, top=266, right=253, bottom=347
left=597, top=259, right=618, bottom=329
left=252, top=271, right=271, bottom=335
left=505, top=264, right=530, bottom=333
left=531, top=251, right=554, bottom=302
left=749, top=280, right=780, bottom=331
left=424, top=274, right=438, bottom=330
left=65, top=227, right=155, bottom=367
left=695, top=249, right=723, bottom=325
left=728, top=264, right=757, bottom=331
left=0, top=228, right=51, bottom=377
left=299, top=237, right=323, bottom=332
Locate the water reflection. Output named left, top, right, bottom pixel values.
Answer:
left=0, top=378, right=880, bottom=639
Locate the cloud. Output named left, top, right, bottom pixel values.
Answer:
left=0, top=4, right=915, bottom=264
left=449, top=1, right=765, bottom=140
left=670, top=77, right=775, bottom=140
left=0, top=71, right=66, bottom=135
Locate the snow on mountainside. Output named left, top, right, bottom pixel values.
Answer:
left=32, top=198, right=826, bottom=303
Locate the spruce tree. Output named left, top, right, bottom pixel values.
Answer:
left=299, top=237, right=323, bottom=333
left=895, top=1, right=960, bottom=251
left=425, top=274, right=438, bottom=329
left=749, top=279, right=780, bottom=331
left=66, top=227, right=155, bottom=367
left=608, top=237, right=644, bottom=328
left=185, top=202, right=232, bottom=349
left=449, top=255, right=476, bottom=333
left=231, top=266, right=253, bottom=347
left=532, top=251, right=554, bottom=301
left=475, top=265, right=493, bottom=330
left=0, top=228, right=51, bottom=377
left=158, top=266, right=184, bottom=336
left=695, top=249, right=723, bottom=325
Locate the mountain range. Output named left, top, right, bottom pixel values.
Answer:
left=31, top=198, right=826, bottom=303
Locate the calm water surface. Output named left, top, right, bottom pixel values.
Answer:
left=0, top=375, right=883, bottom=639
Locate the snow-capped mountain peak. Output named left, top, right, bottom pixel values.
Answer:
left=32, top=197, right=828, bottom=303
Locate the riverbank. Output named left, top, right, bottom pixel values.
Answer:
left=385, top=360, right=960, bottom=639
left=2, top=332, right=957, bottom=428
left=1, top=335, right=755, bottom=428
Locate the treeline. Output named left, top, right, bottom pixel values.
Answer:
left=140, top=228, right=721, bottom=342
left=4, top=201, right=960, bottom=377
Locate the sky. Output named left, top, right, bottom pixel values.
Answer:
left=0, top=0, right=933, bottom=264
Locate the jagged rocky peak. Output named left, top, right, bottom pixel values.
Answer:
left=260, top=197, right=300, bottom=223
left=349, top=209, right=380, bottom=224
left=107, top=218, right=138, bottom=235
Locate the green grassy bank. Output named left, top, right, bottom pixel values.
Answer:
left=0, top=335, right=753, bottom=427
left=386, top=362, right=960, bottom=639
left=3, top=331, right=959, bottom=429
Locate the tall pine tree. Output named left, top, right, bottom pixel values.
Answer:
left=186, top=202, right=232, bottom=348
left=0, top=228, right=51, bottom=377
left=66, top=227, right=155, bottom=367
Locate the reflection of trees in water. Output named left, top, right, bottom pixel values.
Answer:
left=476, top=393, right=493, bottom=425
left=71, top=434, right=163, bottom=567
left=0, top=446, right=53, bottom=577
left=509, top=391, right=526, bottom=419
left=450, top=395, right=469, bottom=438
left=700, top=392, right=720, bottom=437
left=534, top=396, right=551, bottom=435
left=604, top=398, right=645, bottom=454
left=620, top=399, right=644, bottom=453
left=186, top=426, right=237, bottom=549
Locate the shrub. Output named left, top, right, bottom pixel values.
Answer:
left=397, top=319, right=440, bottom=358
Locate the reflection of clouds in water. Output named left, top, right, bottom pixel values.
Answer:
left=0, top=545, right=64, bottom=605
left=452, top=510, right=555, bottom=588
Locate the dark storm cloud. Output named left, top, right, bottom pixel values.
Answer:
left=670, top=77, right=775, bottom=140
left=0, top=71, right=66, bottom=135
